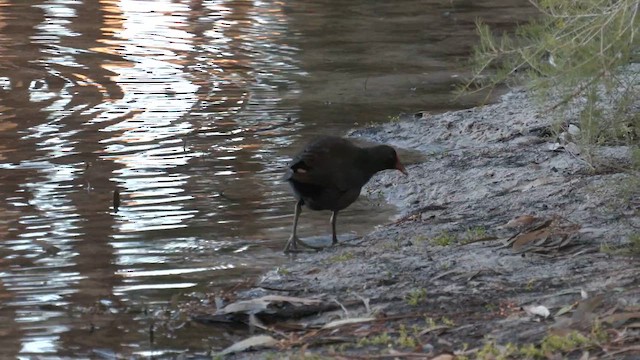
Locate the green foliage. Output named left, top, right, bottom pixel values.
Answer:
left=397, top=324, right=418, bottom=348
left=387, top=114, right=402, bottom=122
left=541, top=332, right=590, bottom=353
left=424, top=316, right=437, bottom=328
left=432, top=231, right=456, bottom=246
left=405, top=288, right=428, bottom=306
left=357, top=332, right=392, bottom=347
left=441, top=316, right=456, bottom=327
left=470, top=331, right=598, bottom=359
left=355, top=325, right=419, bottom=350
left=464, top=0, right=640, bottom=147
left=476, top=341, right=501, bottom=359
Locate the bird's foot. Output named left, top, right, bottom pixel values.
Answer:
left=283, top=235, right=297, bottom=253
left=283, top=236, right=324, bottom=253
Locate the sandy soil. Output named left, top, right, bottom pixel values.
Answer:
left=205, top=75, right=640, bottom=359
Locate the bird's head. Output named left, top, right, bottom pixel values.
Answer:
left=374, top=145, right=408, bottom=176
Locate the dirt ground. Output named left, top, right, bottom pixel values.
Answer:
left=199, top=77, right=640, bottom=359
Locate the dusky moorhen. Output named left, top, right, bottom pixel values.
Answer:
left=284, top=136, right=407, bottom=252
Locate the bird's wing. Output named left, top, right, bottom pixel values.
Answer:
left=287, top=138, right=362, bottom=191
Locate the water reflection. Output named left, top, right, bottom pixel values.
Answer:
left=0, top=0, right=536, bottom=357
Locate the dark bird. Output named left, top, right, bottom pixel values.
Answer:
left=284, top=136, right=407, bottom=252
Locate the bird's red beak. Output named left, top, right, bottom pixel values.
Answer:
left=396, top=158, right=408, bottom=176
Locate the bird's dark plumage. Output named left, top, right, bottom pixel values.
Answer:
left=284, top=136, right=406, bottom=252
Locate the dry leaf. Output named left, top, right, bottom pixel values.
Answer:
left=217, top=298, right=270, bottom=315
left=218, top=295, right=323, bottom=315
left=218, top=335, right=278, bottom=355
left=601, top=312, right=640, bottom=327
left=259, top=295, right=323, bottom=306
left=322, top=317, right=376, bottom=329
left=580, top=289, right=588, bottom=299
left=431, top=354, right=455, bottom=360
left=512, top=227, right=551, bottom=251
left=572, top=295, right=603, bottom=323
left=523, top=305, right=551, bottom=318
left=548, top=142, right=562, bottom=151
left=503, top=215, right=538, bottom=229
left=555, top=303, right=576, bottom=317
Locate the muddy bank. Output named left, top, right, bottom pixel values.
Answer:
left=204, top=76, right=640, bottom=359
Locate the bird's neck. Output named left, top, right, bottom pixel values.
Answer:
left=359, top=146, right=391, bottom=176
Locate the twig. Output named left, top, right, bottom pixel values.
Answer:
left=546, top=70, right=606, bottom=111
left=604, top=345, right=640, bottom=358
left=336, top=352, right=447, bottom=359
left=332, top=298, right=349, bottom=318
left=354, top=293, right=371, bottom=314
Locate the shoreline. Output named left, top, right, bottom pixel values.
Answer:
left=211, top=84, right=640, bottom=359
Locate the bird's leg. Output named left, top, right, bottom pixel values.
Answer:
left=284, top=200, right=329, bottom=253
left=284, top=200, right=303, bottom=253
left=330, top=210, right=339, bottom=245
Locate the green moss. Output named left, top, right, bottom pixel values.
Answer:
left=414, top=234, right=429, bottom=243
left=440, top=316, right=455, bottom=327
left=540, top=332, right=589, bottom=353
left=477, top=342, right=500, bottom=359
left=397, top=324, right=418, bottom=348
left=357, top=332, right=392, bottom=347
left=387, top=114, right=401, bottom=122
left=518, top=343, right=544, bottom=358
left=463, top=226, right=487, bottom=243
left=424, top=316, right=437, bottom=328
left=590, top=320, right=609, bottom=343
left=525, top=279, right=536, bottom=291
left=328, top=252, right=354, bottom=263
left=432, top=231, right=456, bottom=246
left=405, top=288, right=427, bottom=306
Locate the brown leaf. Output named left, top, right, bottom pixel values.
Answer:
left=571, top=294, right=604, bottom=323
left=512, top=227, right=552, bottom=251
left=503, top=215, right=539, bottom=229
left=551, top=295, right=604, bottom=333
left=601, top=312, right=640, bottom=327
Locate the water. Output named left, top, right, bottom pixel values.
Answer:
left=0, top=0, right=536, bottom=357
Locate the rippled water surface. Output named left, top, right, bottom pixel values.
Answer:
left=0, top=0, right=536, bottom=357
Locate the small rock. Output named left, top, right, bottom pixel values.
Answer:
left=568, top=124, right=581, bottom=137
